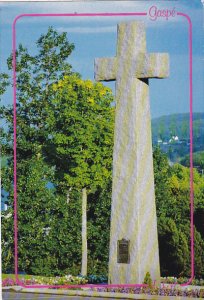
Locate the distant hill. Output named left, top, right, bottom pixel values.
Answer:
left=151, top=113, right=204, bottom=162
left=152, top=112, right=204, bottom=143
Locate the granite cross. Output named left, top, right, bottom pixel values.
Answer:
left=95, top=21, right=169, bottom=284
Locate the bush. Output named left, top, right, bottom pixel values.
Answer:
left=85, top=274, right=108, bottom=284
left=143, top=272, right=152, bottom=287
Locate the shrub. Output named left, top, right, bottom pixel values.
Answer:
left=143, top=272, right=152, bottom=287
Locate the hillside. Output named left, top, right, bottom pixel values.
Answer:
left=151, top=112, right=204, bottom=164
left=152, top=112, right=204, bottom=142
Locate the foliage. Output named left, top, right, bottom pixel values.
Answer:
left=152, top=113, right=204, bottom=163
left=0, top=73, right=10, bottom=97
left=42, top=65, right=114, bottom=276
left=1, top=27, right=78, bottom=275
left=1, top=26, right=204, bottom=279
left=154, top=148, right=204, bottom=278
left=87, top=183, right=112, bottom=275
left=161, top=276, right=204, bottom=286
left=151, top=112, right=204, bottom=142
left=1, top=27, right=114, bottom=277
left=85, top=274, right=108, bottom=284
left=143, top=272, right=152, bottom=287
left=1, top=158, right=82, bottom=276
left=180, top=151, right=204, bottom=169
left=153, top=147, right=172, bottom=219
left=40, top=70, right=114, bottom=276
left=44, top=74, right=114, bottom=193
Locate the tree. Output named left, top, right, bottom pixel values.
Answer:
left=181, top=120, right=188, bottom=139
left=87, top=182, right=112, bottom=275
left=1, top=27, right=114, bottom=276
left=1, top=157, right=83, bottom=276
left=158, top=119, right=165, bottom=141
left=169, top=115, right=177, bottom=137
left=1, top=27, right=76, bottom=180
left=0, top=73, right=9, bottom=97
left=180, top=151, right=204, bottom=171
left=153, top=147, right=172, bottom=219
left=153, top=148, right=204, bottom=277
left=1, top=28, right=80, bottom=275
left=2, top=27, right=74, bottom=158
left=193, top=119, right=202, bottom=140
left=43, top=74, right=114, bottom=275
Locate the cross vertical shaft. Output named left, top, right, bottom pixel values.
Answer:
left=95, top=21, right=169, bottom=284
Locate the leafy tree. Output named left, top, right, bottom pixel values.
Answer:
left=180, top=151, right=204, bottom=170
left=1, top=27, right=75, bottom=161
left=1, top=27, right=78, bottom=275
left=87, top=182, right=112, bottom=275
left=181, top=120, right=188, bottom=139
left=158, top=217, right=190, bottom=276
left=1, top=27, right=114, bottom=276
left=170, top=164, right=204, bottom=277
left=0, top=73, right=9, bottom=97
left=169, top=115, right=177, bottom=137
left=1, top=157, right=82, bottom=276
left=153, top=147, right=172, bottom=219
left=158, top=119, right=165, bottom=141
left=170, top=164, right=204, bottom=224
left=153, top=148, right=204, bottom=277
left=193, top=119, right=202, bottom=140
left=43, top=74, right=114, bottom=275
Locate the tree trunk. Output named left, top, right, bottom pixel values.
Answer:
left=66, top=187, right=72, bottom=204
left=81, top=187, right=87, bottom=276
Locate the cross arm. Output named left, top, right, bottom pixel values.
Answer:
left=94, top=57, right=117, bottom=82
left=94, top=53, right=169, bottom=81
left=133, top=53, right=169, bottom=79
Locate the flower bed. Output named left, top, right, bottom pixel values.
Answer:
left=2, top=275, right=204, bottom=298
left=2, top=278, right=17, bottom=287
left=161, top=276, right=204, bottom=286
left=94, top=287, right=204, bottom=298
left=2, top=275, right=87, bottom=287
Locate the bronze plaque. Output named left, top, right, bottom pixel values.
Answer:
left=117, top=239, right=130, bottom=263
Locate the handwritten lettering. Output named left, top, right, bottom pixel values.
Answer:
left=149, top=6, right=176, bottom=21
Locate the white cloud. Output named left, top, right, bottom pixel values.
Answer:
left=57, top=25, right=116, bottom=34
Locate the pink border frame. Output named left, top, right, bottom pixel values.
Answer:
left=12, top=11, right=194, bottom=289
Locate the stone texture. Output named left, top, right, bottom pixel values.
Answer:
left=95, top=53, right=169, bottom=81
left=94, top=21, right=169, bottom=284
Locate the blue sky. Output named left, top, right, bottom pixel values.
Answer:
left=0, top=0, right=203, bottom=118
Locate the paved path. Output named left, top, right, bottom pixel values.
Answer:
left=3, top=291, right=126, bottom=300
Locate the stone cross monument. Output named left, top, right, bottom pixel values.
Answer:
left=95, top=21, right=169, bottom=284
